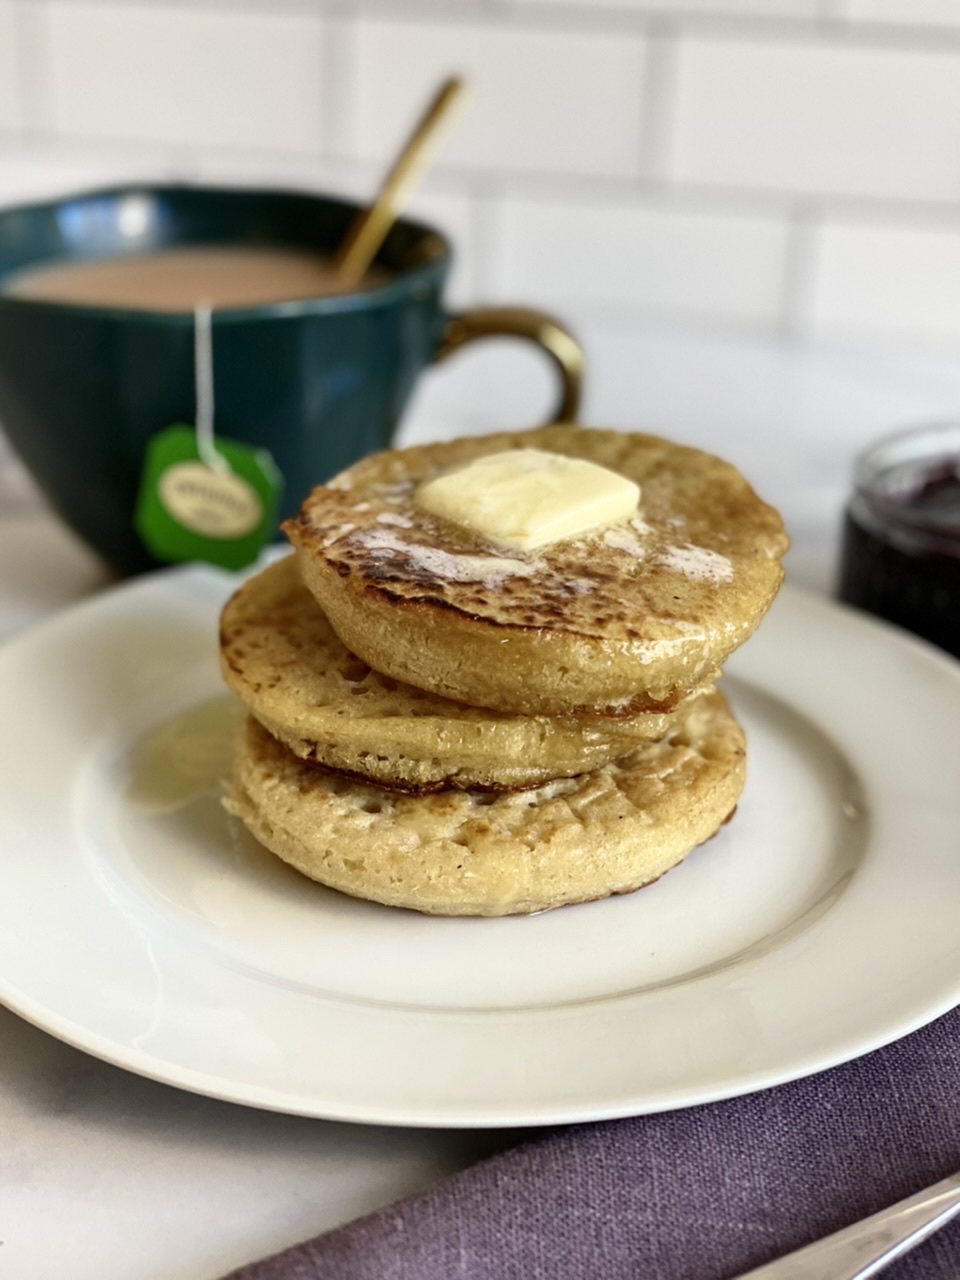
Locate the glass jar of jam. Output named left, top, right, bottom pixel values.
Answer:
left=838, top=423, right=960, bottom=659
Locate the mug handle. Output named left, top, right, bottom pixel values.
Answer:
left=433, top=306, right=584, bottom=424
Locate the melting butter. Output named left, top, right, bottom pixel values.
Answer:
left=414, top=448, right=640, bottom=552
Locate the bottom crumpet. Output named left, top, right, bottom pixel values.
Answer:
left=223, top=689, right=746, bottom=917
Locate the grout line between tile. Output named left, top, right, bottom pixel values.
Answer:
left=488, top=170, right=960, bottom=227
left=330, top=1, right=960, bottom=52
left=11, top=134, right=960, bottom=234
left=19, top=0, right=960, bottom=49
left=36, top=0, right=334, bottom=12
left=338, top=1, right=821, bottom=38
left=522, top=300, right=783, bottom=345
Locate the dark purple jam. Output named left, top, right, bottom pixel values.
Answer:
left=838, top=426, right=960, bottom=659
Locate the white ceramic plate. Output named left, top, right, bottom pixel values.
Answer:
left=0, top=566, right=958, bottom=1128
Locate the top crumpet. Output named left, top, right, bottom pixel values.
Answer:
left=284, top=425, right=789, bottom=718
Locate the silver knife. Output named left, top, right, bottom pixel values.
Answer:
left=732, top=1170, right=960, bottom=1279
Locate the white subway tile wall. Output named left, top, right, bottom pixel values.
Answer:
left=517, top=0, right=822, bottom=15
left=0, top=2, right=21, bottom=131
left=811, top=218, right=960, bottom=347
left=39, top=2, right=326, bottom=151
left=494, top=195, right=789, bottom=325
left=841, top=0, right=960, bottom=26
left=672, top=37, right=960, bottom=204
left=0, top=141, right=169, bottom=204
left=3, top=0, right=960, bottom=411
left=347, top=20, right=648, bottom=179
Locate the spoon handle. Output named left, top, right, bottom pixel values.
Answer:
left=334, top=76, right=469, bottom=286
left=732, top=1171, right=960, bottom=1279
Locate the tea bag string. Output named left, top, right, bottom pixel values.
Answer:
left=194, top=302, right=228, bottom=475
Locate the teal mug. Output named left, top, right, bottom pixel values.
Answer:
left=0, top=184, right=582, bottom=574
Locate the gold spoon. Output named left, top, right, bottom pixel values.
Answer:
left=333, top=76, right=470, bottom=288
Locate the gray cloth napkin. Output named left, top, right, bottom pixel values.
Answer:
left=223, top=1004, right=960, bottom=1280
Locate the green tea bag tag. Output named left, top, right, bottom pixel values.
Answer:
left=135, top=305, right=282, bottom=571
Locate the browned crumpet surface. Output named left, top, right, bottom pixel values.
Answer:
left=223, top=689, right=747, bottom=918
left=285, top=427, right=789, bottom=717
left=219, top=556, right=695, bottom=792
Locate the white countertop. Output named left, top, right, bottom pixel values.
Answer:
left=2, top=327, right=959, bottom=1280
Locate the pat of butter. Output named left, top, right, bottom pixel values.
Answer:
left=414, top=448, right=640, bottom=552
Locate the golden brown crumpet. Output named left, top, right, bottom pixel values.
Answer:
left=224, top=690, right=747, bottom=917
left=219, top=556, right=697, bottom=792
left=285, top=426, right=789, bottom=717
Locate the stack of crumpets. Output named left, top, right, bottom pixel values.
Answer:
left=220, top=425, right=788, bottom=917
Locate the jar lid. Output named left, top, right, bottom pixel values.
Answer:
left=852, top=422, right=960, bottom=556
